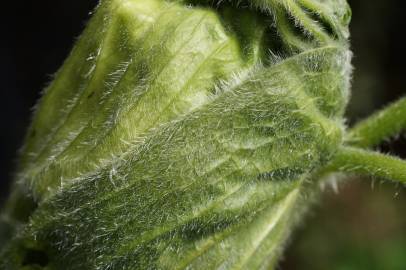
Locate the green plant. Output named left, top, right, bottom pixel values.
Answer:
left=0, top=0, right=405, bottom=269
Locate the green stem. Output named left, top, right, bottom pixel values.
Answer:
left=324, top=146, right=406, bottom=184
left=348, top=96, right=406, bottom=148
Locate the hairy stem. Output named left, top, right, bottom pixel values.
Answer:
left=324, top=146, right=406, bottom=184
left=348, top=96, right=406, bottom=148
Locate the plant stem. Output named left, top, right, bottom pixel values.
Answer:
left=348, top=96, right=406, bottom=148
left=324, top=146, right=406, bottom=184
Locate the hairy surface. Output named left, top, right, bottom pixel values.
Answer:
left=0, top=0, right=352, bottom=269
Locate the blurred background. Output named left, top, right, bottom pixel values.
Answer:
left=0, top=1, right=405, bottom=269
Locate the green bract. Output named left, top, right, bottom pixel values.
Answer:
left=6, top=0, right=400, bottom=269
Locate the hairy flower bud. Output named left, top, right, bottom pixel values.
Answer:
left=0, top=0, right=352, bottom=269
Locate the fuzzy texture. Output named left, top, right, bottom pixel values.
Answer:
left=0, top=0, right=352, bottom=269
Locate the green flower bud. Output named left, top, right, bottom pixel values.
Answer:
left=1, top=0, right=352, bottom=269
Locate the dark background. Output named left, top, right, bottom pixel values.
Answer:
left=1, top=1, right=405, bottom=268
